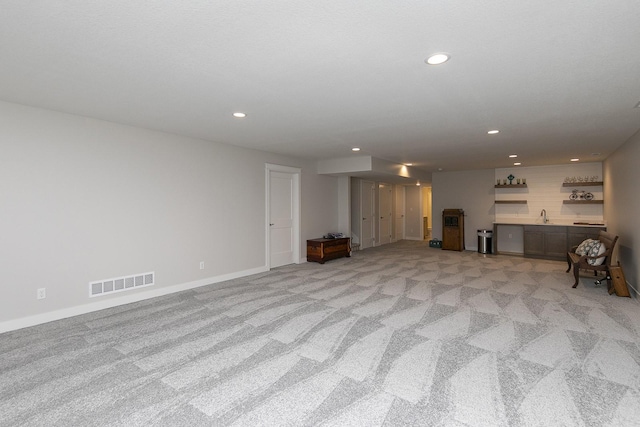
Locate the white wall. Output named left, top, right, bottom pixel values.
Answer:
left=432, top=169, right=496, bottom=250
left=604, top=130, right=640, bottom=296
left=350, top=177, right=361, bottom=244
left=495, top=163, right=603, bottom=225
left=336, top=176, right=351, bottom=237
left=0, top=101, right=340, bottom=330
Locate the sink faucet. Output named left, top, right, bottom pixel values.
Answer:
left=541, top=209, right=548, bottom=224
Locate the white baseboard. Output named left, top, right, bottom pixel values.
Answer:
left=626, top=281, right=639, bottom=300
left=0, top=265, right=268, bottom=334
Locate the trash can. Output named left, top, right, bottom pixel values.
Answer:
left=477, top=229, right=493, bottom=254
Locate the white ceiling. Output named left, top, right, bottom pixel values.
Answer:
left=2, top=1, right=640, bottom=176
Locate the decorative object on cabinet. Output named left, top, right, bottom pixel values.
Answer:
left=507, top=174, right=515, bottom=184
left=566, top=230, right=618, bottom=288
left=307, top=238, right=351, bottom=264
left=569, top=189, right=594, bottom=200
left=565, top=176, right=600, bottom=183
left=442, top=209, right=464, bottom=251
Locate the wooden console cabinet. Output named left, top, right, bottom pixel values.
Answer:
left=307, top=238, right=351, bottom=264
left=442, top=209, right=465, bottom=251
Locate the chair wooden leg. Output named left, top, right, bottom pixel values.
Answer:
left=566, top=256, right=572, bottom=273
left=605, top=269, right=613, bottom=290
left=572, top=265, right=580, bottom=288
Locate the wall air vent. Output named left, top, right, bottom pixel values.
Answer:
left=89, top=271, right=154, bottom=297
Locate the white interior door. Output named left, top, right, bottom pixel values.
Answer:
left=395, top=186, right=405, bottom=241
left=379, top=183, right=392, bottom=246
left=360, top=180, right=375, bottom=249
left=267, top=166, right=300, bottom=268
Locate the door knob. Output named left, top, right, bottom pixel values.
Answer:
left=269, top=223, right=274, bottom=226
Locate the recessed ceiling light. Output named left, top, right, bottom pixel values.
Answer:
left=404, top=163, right=413, bottom=166
left=487, top=130, right=500, bottom=135
left=416, top=181, right=421, bottom=186
left=425, top=53, right=450, bottom=65
left=591, top=152, right=601, bottom=156
left=438, top=168, right=443, bottom=171
left=571, top=158, right=579, bottom=162
left=233, top=112, right=246, bottom=118
left=509, top=154, right=518, bottom=158
left=352, top=147, right=361, bottom=152
left=514, top=162, right=522, bottom=166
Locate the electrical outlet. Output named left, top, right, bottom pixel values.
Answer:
left=37, top=288, right=46, bottom=299
left=200, top=261, right=205, bottom=270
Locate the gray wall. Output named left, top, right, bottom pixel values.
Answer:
left=604, top=130, right=640, bottom=295
left=0, top=101, right=339, bottom=329
left=432, top=169, right=496, bottom=250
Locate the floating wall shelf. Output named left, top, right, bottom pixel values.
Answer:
left=495, top=200, right=528, bottom=204
left=495, top=184, right=527, bottom=188
left=562, top=182, right=603, bottom=187
left=563, top=200, right=604, bottom=204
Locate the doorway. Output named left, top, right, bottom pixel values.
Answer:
left=266, top=164, right=301, bottom=268
left=360, top=180, right=375, bottom=249
left=379, top=183, right=392, bottom=245
left=422, top=186, right=432, bottom=240
left=395, top=185, right=405, bottom=241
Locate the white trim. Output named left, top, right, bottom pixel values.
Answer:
left=265, top=163, right=302, bottom=269
left=627, top=281, right=639, bottom=299
left=0, top=265, right=267, bottom=334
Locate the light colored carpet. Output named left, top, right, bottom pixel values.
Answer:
left=2, top=241, right=640, bottom=426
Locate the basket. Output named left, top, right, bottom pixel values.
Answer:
left=429, top=239, right=442, bottom=248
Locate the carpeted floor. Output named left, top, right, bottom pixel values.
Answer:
left=1, top=241, right=640, bottom=426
